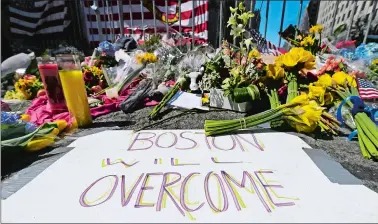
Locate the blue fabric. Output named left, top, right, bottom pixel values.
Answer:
left=336, top=96, right=378, bottom=141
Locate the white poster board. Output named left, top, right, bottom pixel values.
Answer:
left=2, top=130, right=378, bottom=223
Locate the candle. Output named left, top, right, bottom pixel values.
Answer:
left=57, top=55, right=92, bottom=127
left=37, top=57, right=67, bottom=114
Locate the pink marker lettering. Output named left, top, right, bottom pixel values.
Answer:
left=176, top=132, right=197, bottom=150
left=255, top=171, right=295, bottom=207
left=135, top=173, right=163, bottom=208
left=204, top=172, right=229, bottom=212
left=121, top=174, right=144, bottom=207
left=221, top=171, right=272, bottom=212
left=79, top=175, right=118, bottom=207
left=180, top=172, right=205, bottom=212
left=128, top=132, right=156, bottom=151
left=156, top=172, right=185, bottom=216
left=155, top=132, right=178, bottom=148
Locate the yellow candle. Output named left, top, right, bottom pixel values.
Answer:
left=59, top=70, right=92, bottom=127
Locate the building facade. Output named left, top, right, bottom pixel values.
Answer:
left=317, top=0, right=378, bottom=37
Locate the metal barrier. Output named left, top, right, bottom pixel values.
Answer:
left=79, top=0, right=310, bottom=49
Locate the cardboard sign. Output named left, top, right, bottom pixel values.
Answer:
left=2, top=130, right=378, bottom=223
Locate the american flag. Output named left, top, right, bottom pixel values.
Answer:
left=83, top=0, right=208, bottom=46
left=357, top=78, right=378, bottom=100
left=9, top=0, right=71, bottom=36
left=248, top=29, right=281, bottom=56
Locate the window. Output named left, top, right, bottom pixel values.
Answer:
left=366, top=14, right=370, bottom=22
left=346, top=1, right=349, bottom=8
left=371, top=1, right=374, bottom=6
left=342, top=14, right=345, bottom=21
left=337, top=17, right=340, bottom=24
left=348, top=10, right=351, bottom=18
left=341, top=5, right=344, bottom=11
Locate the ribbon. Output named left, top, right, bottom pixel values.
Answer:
left=336, top=96, right=378, bottom=140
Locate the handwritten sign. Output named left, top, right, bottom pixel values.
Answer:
left=2, top=130, right=378, bottom=222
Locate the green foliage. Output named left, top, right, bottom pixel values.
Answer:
left=138, top=34, right=162, bottom=52
left=200, top=55, right=224, bottom=91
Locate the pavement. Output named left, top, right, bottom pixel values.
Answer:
left=1, top=103, right=378, bottom=199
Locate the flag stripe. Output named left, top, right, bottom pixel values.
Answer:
left=86, top=11, right=208, bottom=30
left=88, top=21, right=207, bottom=34
left=85, top=3, right=207, bottom=22
left=9, top=0, right=70, bottom=36
left=83, top=0, right=192, bottom=8
left=9, top=5, right=66, bottom=24
left=83, top=0, right=206, bottom=17
left=9, top=0, right=65, bottom=17
left=357, top=78, right=378, bottom=100
left=84, top=0, right=208, bottom=44
left=10, top=10, right=67, bottom=32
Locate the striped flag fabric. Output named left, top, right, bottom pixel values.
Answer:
left=249, top=29, right=281, bottom=56
left=9, top=0, right=71, bottom=36
left=357, top=78, right=378, bottom=100
left=83, top=0, right=208, bottom=46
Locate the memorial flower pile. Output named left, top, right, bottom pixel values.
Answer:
left=4, top=74, right=43, bottom=100
left=82, top=65, right=107, bottom=94
left=1, top=112, right=69, bottom=153
left=280, top=24, right=323, bottom=55
left=323, top=71, right=378, bottom=159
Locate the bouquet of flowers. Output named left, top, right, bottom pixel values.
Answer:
left=4, top=75, right=43, bottom=100
left=1, top=112, right=68, bottom=155
left=280, top=24, right=323, bottom=55
left=82, top=64, right=107, bottom=95
left=220, top=2, right=262, bottom=103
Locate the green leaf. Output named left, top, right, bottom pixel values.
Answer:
left=238, top=2, right=245, bottom=11
left=1, top=123, right=57, bottom=148
left=238, top=12, right=253, bottom=25
left=229, top=7, right=237, bottom=13
left=227, top=16, right=237, bottom=28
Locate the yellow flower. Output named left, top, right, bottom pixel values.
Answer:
left=274, top=55, right=284, bottom=67
left=287, top=117, right=318, bottom=133
left=373, top=59, right=378, bottom=65
left=287, top=100, right=324, bottom=133
left=20, top=114, right=31, bottom=122
left=315, top=74, right=333, bottom=88
left=54, top=120, right=68, bottom=132
left=309, top=24, right=323, bottom=34
left=281, top=52, right=300, bottom=67
left=278, top=47, right=315, bottom=69
left=266, top=64, right=285, bottom=80
left=136, top=54, right=144, bottom=64
left=308, top=83, right=325, bottom=105
left=346, top=74, right=357, bottom=88
left=248, top=48, right=260, bottom=59
left=25, top=136, right=55, bottom=152
left=136, top=53, right=158, bottom=64
left=332, top=71, right=356, bottom=87
left=230, top=66, right=241, bottom=77
left=202, top=97, right=209, bottom=105
left=300, top=36, right=315, bottom=47
left=290, top=93, right=309, bottom=105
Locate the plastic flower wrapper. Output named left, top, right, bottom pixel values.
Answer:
left=355, top=43, right=378, bottom=64
left=98, top=41, right=116, bottom=57
left=148, top=50, right=208, bottom=119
